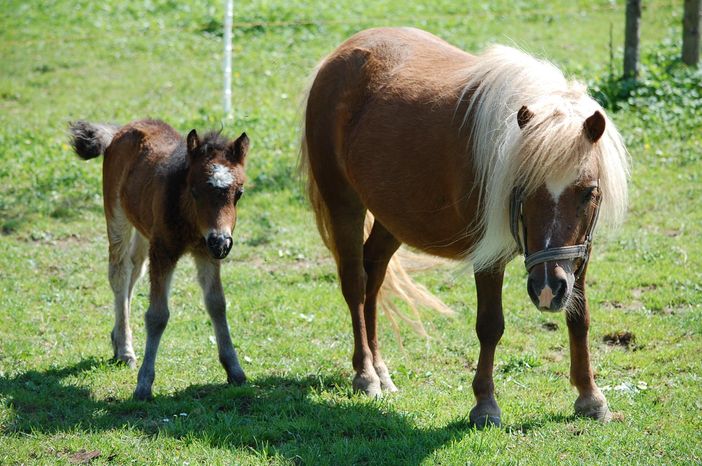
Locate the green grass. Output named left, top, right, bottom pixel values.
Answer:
left=1, top=0, right=701, bottom=464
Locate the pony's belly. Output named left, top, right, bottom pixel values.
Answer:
left=365, top=199, right=477, bottom=259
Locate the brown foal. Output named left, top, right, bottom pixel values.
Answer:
left=70, top=119, right=250, bottom=400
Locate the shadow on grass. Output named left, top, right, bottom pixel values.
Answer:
left=1, top=358, right=482, bottom=464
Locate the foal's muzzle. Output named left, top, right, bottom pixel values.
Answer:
left=206, top=233, right=233, bottom=259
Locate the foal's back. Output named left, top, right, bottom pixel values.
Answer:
left=103, top=119, right=186, bottom=237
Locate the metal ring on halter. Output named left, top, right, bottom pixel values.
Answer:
left=509, top=182, right=601, bottom=278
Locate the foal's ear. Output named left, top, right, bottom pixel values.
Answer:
left=186, top=129, right=200, bottom=154
left=517, top=105, right=534, bottom=130
left=227, top=132, right=249, bottom=165
left=583, top=110, right=606, bottom=143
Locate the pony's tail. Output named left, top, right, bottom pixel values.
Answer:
left=68, top=121, right=119, bottom=160
left=364, top=213, right=456, bottom=340
left=299, top=84, right=454, bottom=341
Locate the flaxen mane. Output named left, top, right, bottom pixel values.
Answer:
left=458, top=45, right=630, bottom=271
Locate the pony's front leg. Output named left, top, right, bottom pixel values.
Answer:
left=567, top=277, right=611, bottom=422
left=194, top=255, right=246, bottom=385
left=469, top=267, right=505, bottom=428
left=133, top=245, right=176, bottom=400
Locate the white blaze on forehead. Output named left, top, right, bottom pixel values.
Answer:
left=546, top=169, right=578, bottom=202
left=208, top=163, right=234, bottom=189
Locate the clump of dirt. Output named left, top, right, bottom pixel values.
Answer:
left=541, top=322, right=559, bottom=331
left=603, top=331, right=636, bottom=348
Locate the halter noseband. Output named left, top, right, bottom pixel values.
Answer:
left=509, top=183, right=601, bottom=278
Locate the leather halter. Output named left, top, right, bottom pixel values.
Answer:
left=509, top=182, right=601, bottom=278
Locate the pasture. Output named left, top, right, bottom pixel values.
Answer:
left=1, top=0, right=700, bottom=464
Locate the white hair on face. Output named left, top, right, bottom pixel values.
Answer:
left=456, top=45, right=630, bottom=272
left=208, top=163, right=235, bottom=189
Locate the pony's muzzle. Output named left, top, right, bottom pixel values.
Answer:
left=527, top=264, right=572, bottom=312
left=206, top=233, right=233, bottom=259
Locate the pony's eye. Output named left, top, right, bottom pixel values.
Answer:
left=582, top=186, right=599, bottom=203
left=234, top=187, right=244, bottom=202
left=191, top=187, right=199, bottom=200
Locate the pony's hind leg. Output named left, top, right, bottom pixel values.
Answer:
left=133, top=242, right=176, bottom=400
left=469, top=267, right=506, bottom=428
left=330, top=210, right=383, bottom=397
left=194, top=255, right=246, bottom=385
left=107, top=209, right=137, bottom=368
left=363, top=219, right=401, bottom=392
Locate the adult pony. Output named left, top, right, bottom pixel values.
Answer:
left=70, top=119, right=250, bottom=400
left=300, top=28, right=628, bottom=427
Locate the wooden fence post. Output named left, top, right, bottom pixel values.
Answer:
left=683, top=0, right=701, bottom=66
left=624, top=0, right=642, bottom=79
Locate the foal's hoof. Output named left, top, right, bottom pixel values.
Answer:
left=470, top=414, right=502, bottom=429
left=227, top=368, right=247, bottom=386
left=574, top=394, right=611, bottom=422
left=469, top=400, right=502, bottom=429
left=113, top=354, right=137, bottom=369
left=353, top=372, right=382, bottom=398
left=132, top=385, right=154, bottom=401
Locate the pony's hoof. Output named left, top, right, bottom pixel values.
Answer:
left=227, top=369, right=247, bottom=386
left=132, top=386, right=153, bottom=401
left=375, top=366, right=399, bottom=393
left=574, top=393, right=611, bottom=422
left=353, top=372, right=382, bottom=398
left=469, top=400, right=502, bottom=429
left=381, top=378, right=399, bottom=393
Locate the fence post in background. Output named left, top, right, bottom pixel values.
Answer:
left=623, top=0, right=641, bottom=79
left=683, top=0, right=701, bottom=66
left=223, top=0, right=234, bottom=118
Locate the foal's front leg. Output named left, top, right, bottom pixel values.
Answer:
left=133, top=245, right=176, bottom=400
left=567, top=277, right=611, bottom=422
left=194, top=255, right=246, bottom=385
left=469, top=267, right=505, bottom=428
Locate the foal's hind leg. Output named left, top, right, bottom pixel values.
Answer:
left=194, top=255, right=246, bottom=385
left=107, top=209, right=137, bottom=368
left=363, top=220, right=401, bottom=392
left=127, top=232, right=148, bottom=302
left=469, top=267, right=505, bottom=428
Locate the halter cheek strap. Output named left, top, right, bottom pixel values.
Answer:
left=509, top=183, right=601, bottom=278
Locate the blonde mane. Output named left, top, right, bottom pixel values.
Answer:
left=458, top=45, right=630, bottom=272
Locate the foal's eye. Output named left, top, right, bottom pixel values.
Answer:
left=234, top=187, right=244, bottom=203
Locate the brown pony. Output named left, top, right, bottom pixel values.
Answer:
left=300, top=28, right=629, bottom=427
left=70, top=119, right=250, bottom=400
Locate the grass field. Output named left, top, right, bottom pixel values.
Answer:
left=1, top=0, right=701, bottom=464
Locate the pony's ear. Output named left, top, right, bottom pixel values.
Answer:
left=517, top=105, right=534, bottom=130
left=583, top=110, right=606, bottom=143
left=186, top=129, right=200, bottom=154
left=227, top=132, right=249, bottom=165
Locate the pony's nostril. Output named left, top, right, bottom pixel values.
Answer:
left=552, top=277, right=567, bottom=299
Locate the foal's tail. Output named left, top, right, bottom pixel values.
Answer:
left=300, top=108, right=454, bottom=339
left=68, top=121, right=119, bottom=160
